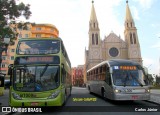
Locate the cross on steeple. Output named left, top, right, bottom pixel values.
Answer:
left=92, top=0, right=94, bottom=4
left=126, top=0, right=128, bottom=4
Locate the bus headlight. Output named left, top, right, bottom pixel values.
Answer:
left=145, top=89, right=150, bottom=93
left=12, top=92, right=22, bottom=100
left=114, top=89, right=121, bottom=93
left=48, top=90, right=60, bottom=99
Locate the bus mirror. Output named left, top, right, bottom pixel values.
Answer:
left=61, top=64, right=64, bottom=73
left=8, top=64, right=13, bottom=75
left=143, top=67, right=148, bottom=75
left=109, top=67, right=113, bottom=74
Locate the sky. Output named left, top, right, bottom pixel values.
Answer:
left=18, top=0, right=160, bottom=75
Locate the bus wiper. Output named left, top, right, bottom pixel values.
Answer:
left=123, top=73, right=129, bottom=87
left=129, top=72, right=143, bottom=87
left=40, top=64, right=49, bottom=78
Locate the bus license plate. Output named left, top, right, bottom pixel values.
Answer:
left=31, top=102, right=39, bottom=106
left=132, top=95, right=138, bottom=100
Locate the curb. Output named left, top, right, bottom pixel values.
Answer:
left=145, top=100, right=160, bottom=106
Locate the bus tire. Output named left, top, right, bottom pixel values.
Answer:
left=63, top=91, right=67, bottom=106
left=101, top=88, right=106, bottom=100
left=69, top=87, right=72, bottom=96
left=88, top=86, right=91, bottom=93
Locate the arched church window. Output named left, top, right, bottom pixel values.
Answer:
left=130, top=33, right=133, bottom=44
left=94, top=23, right=95, bottom=28
left=92, top=34, right=95, bottom=45
left=95, top=33, right=98, bottom=45
left=133, top=33, right=136, bottom=44
left=127, top=23, right=128, bottom=27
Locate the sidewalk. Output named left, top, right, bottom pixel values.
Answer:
left=0, top=89, right=9, bottom=106
left=150, top=89, right=160, bottom=94
left=149, top=89, right=160, bottom=104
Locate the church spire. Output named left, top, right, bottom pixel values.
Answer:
left=124, top=0, right=142, bottom=65
left=125, top=0, right=135, bottom=28
left=125, top=0, right=134, bottom=23
left=90, top=0, right=97, bottom=21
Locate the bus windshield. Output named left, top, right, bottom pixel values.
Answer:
left=13, top=65, right=59, bottom=92
left=17, top=40, right=60, bottom=54
left=112, top=66, right=147, bottom=86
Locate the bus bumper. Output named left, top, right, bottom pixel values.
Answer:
left=10, top=94, right=63, bottom=106
left=113, top=93, right=150, bottom=101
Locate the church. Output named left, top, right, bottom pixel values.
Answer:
left=85, top=0, right=143, bottom=72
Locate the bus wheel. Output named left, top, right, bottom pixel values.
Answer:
left=88, top=86, right=91, bottom=93
left=69, top=87, right=72, bottom=96
left=101, top=88, right=106, bottom=100
left=63, top=92, right=67, bottom=106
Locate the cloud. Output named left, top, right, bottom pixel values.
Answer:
left=143, top=57, right=154, bottom=67
left=131, top=6, right=140, bottom=20
left=151, top=24, right=160, bottom=28
left=156, top=33, right=160, bottom=38
left=143, top=57, right=159, bottom=74
left=151, top=41, right=160, bottom=49
left=94, top=0, right=124, bottom=39
left=134, top=0, right=156, bottom=10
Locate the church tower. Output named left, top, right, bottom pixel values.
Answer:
left=124, top=0, right=142, bottom=65
left=85, top=0, right=102, bottom=70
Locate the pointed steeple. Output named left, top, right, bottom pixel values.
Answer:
left=124, top=0, right=142, bottom=65
left=90, top=0, right=97, bottom=21
left=125, top=0, right=134, bottom=22
left=125, top=0, right=135, bottom=28
left=88, top=0, right=100, bottom=48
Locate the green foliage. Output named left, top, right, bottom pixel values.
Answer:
left=0, top=0, right=32, bottom=44
left=151, top=81, right=160, bottom=89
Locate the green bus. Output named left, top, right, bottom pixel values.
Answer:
left=8, top=38, right=72, bottom=106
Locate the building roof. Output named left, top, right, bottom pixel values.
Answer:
left=32, top=23, right=59, bottom=32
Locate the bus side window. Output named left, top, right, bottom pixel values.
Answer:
left=61, top=42, right=66, bottom=56
left=61, top=64, right=66, bottom=84
left=106, top=67, right=112, bottom=86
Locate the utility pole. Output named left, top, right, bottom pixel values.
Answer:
left=159, top=56, right=160, bottom=77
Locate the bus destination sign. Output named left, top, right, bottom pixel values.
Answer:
left=27, top=57, right=53, bottom=63
left=14, top=56, right=60, bottom=65
left=113, top=66, right=137, bottom=70
left=120, top=66, right=136, bottom=70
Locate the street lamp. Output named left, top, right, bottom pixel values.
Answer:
left=4, top=35, right=11, bottom=45
left=158, top=37, right=160, bottom=77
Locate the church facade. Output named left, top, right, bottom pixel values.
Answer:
left=84, top=1, right=142, bottom=73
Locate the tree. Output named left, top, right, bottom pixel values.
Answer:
left=0, top=0, right=32, bottom=45
left=0, top=0, right=32, bottom=72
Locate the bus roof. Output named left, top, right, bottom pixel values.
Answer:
left=18, top=37, right=62, bottom=41
left=87, top=59, right=140, bottom=72
left=108, top=59, right=140, bottom=66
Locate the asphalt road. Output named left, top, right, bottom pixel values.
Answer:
left=0, top=87, right=160, bottom=115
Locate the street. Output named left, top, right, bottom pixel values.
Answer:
left=0, top=87, right=160, bottom=115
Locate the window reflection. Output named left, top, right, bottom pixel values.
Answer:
left=14, top=66, right=59, bottom=92
left=17, top=40, right=60, bottom=54
left=112, top=69, right=146, bottom=86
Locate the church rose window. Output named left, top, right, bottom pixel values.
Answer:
left=109, top=47, right=119, bottom=57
